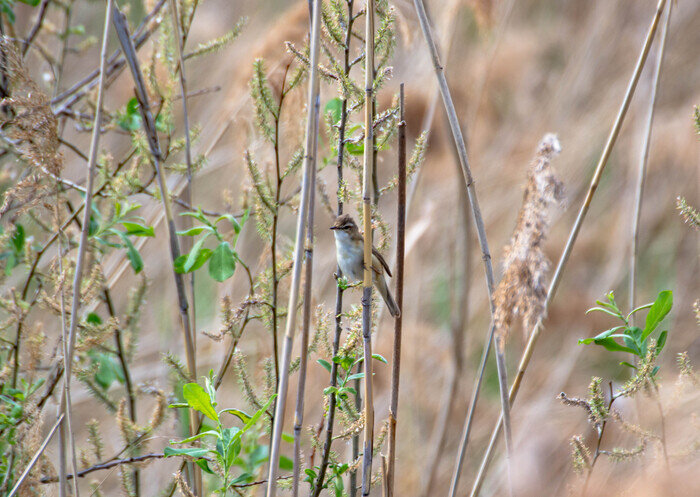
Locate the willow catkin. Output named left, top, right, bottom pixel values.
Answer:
left=493, top=133, right=564, bottom=345
left=0, top=39, right=63, bottom=221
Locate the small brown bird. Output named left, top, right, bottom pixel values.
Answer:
left=330, top=214, right=400, bottom=318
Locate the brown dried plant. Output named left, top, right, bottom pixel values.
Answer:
left=0, top=39, right=63, bottom=222
left=493, top=133, right=565, bottom=343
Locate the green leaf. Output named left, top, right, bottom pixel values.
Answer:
left=185, top=233, right=211, bottom=273
left=593, top=337, right=636, bottom=354
left=216, top=214, right=242, bottom=234
left=121, top=221, right=155, bottom=237
left=656, top=330, right=667, bottom=354
left=11, top=224, right=24, bottom=253
left=177, top=226, right=210, bottom=237
left=116, top=231, right=143, bottom=273
left=345, top=141, right=364, bottom=155
left=341, top=386, right=356, bottom=396
left=626, top=302, right=653, bottom=320
left=619, top=361, right=638, bottom=370
left=163, top=446, right=210, bottom=458
left=174, top=248, right=212, bottom=274
left=180, top=210, right=210, bottom=226
left=281, top=432, right=294, bottom=444
left=117, top=97, right=142, bottom=131
left=372, top=354, right=388, bottom=364
left=239, top=394, right=276, bottom=435
left=182, top=383, right=219, bottom=422
left=220, top=408, right=252, bottom=424
left=86, top=312, right=102, bottom=325
left=642, top=291, right=673, bottom=340
left=317, top=359, right=332, bottom=373
left=196, top=458, right=215, bottom=474
left=208, top=242, right=236, bottom=282
left=585, top=306, right=622, bottom=319
left=173, top=430, right=220, bottom=444
left=346, top=373, right=365, bottom=382
left=325, top=98, right=343, bottom=124
left=228, top=473, right=253, bottom=487
left=623, top=335, right=641, bottom=356
left=93, top=353, right=121, bottom=389
left=279, top=455, right=294, bottom=471
left=592, top=326, right=625, bottom=340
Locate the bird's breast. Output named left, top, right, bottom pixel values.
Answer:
left=334, top=236, right=364, bottom=281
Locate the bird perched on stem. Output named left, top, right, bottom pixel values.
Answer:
left=330, top=214, right=400, bottom=318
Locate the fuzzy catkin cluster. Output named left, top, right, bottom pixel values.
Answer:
left=493, top=133, right=564, bottom=344
left=0, top=39, right=64, bottom=222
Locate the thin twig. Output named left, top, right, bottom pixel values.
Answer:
left=51, top=0, right=167, bottom=107
left=469, top=2, right=669, bottom=495
left=21, top=0, right=50, bottom=56
left=385, top=82, right=406, bottom=497
left=59, top=3, right=113, bottom=496
left=629, top=0, right=673, bottom=322
left=265, top=1, right=322, bottom=495
left=41, top=454, right=166, bottom=483
left=7, top=415, right=64, bottom=497
left=168, top=3, right=199, bottom=491
left=581, top=382, right=615, bottom=497
left=315, top=1, right=356, bottom=494
left=169, top=0, right=197, bottom=349
left=103, top=288, right=139, bottom=494
left=360, top=2, right=376, bottom=496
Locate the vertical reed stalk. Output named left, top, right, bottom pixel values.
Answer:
left=412, top=3, right=512, bottom=494
left=315, top=2, right=356, bottom=495
left=469, top=2, right=668, bottom=495
left=168, top=0, right=197, bottom=356
left=167, top=7, right=200, bottom=488
left=360, top=2, right=375, bottom=495
left=265, top=1, right=322, bottom=495
left=58, top=242, right=79, bottom=497
left=411, top=0, right=495, bottom=298
left=495, top=337, right=514, bottom=497
left=291, top=90, right=319, bottom=497
left=58, top=3, right=112, bottom=495
left=112, top=6, right=199, bottom=491
left=385, top=82, right=406, bottom=497
left=629, top=0, right=672, bottom=323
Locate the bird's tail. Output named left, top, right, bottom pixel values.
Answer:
left=375, top=274, right=400, bottom=318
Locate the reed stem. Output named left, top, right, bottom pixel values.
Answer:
left=361, top=2, right=375, bottom=495
left=385, top=83, right=406, bottom=497
left=265, top=1, right=322, bottom=495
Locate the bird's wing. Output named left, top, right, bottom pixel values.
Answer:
left=372, top=247, right=392, bottom=277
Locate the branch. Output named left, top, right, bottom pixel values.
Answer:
left=41, top=453, right=166, bottom=483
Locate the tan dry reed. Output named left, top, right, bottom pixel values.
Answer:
left=493, top=133, right=564, bottom=344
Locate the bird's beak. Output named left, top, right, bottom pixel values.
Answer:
left=330, top=226, right=338, bottom=230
